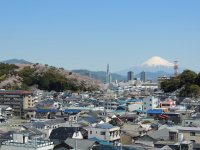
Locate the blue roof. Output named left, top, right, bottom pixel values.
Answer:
left=113, top=110, right=125, bottom=113
left=147, top=109, right=164, bottom=114
left=36, top=109, right=58, bottom=113
left=96, top=124, right=114, bottom=129
left=65, top=109, right=80, bottom=114
left=128, top=99, right=142, bottom=102
left=89, top=137, right=113, bottom=146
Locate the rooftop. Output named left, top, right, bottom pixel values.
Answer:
left=0, top=90, right=33, bottom=95
left=2, top=140, right=53, bottom=148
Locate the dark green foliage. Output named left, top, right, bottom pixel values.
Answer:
left=195, top=73, right=200, bottom=87
left=0, top=63, right=97, bottom=92
left=180, top=70, right=197, bottom=86
left=0, top=63, right=18, bottom=77
left=161, top=69, right=200, bottom=98
left=179, top=84, right=200, bottom=98
left=18, top=66, right=36, bottom=86
left=161, top=77, right=180, bottom=93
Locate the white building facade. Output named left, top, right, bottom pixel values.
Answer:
left=143, top=96, right=159, bottom=112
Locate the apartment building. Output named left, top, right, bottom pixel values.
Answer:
left=143, top=96, right=159, bottom=112
left=0, top=90, right=34, bottom=116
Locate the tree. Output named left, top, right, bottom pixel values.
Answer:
left=195, top=73, right=200, bottom=87
left=180, top=70, right=197, bottom=86
left=179, top=84, right=200, bottom=98
left=161, top=77, right=180, bottom=93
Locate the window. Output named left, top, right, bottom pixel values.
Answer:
left=150, top=104, right=152, bottom=106
left=100, top=132, right=106, bottom=135
left=90, top=131, right=92, bottom=134
left=150, top=99, right=152, bottom=101
left=170, top=136, right=174, bottom=141
left=191, top=140, right=196, bottom=143
left=190, top=132, right=196, bottom=136
left=144, top=102, right=146, bottom=104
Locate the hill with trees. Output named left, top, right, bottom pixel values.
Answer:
left=161, top=70, right=200, bottom=98
left=0, top=63, right=103, bottom=92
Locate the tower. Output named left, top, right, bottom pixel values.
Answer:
left=106, top=64, right=112, bottom=83
left=174, top=60, right=178, bottom=77
left=127, top=71, right=134, bottom=81
left=107, top=64, right=109, bottom=76
left=141, top=71, right=147, bottom=82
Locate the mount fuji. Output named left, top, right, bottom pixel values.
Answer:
left=116, top=56, right=184, bottom=78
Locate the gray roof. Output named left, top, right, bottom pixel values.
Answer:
left=65, top=138, right=96, bottom=150
left=160, top=145, right=172, bottom=150
left=147, top=128, right=170, bottom=141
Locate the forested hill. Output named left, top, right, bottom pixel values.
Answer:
left=161, top=70, right=200, bottom=98
left=0, top=63, right=103, bottom=92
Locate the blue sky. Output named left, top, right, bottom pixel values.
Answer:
left=0, top=0, right=200, bottom=72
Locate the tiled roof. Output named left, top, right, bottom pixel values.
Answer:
left=0, top=90, right=33, bottom=95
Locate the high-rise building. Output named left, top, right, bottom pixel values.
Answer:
left=141, top=71, right=147, bottom=82
left=106, top=64, right=112, bottom=83
left=127, top=71, right=134, bottom=81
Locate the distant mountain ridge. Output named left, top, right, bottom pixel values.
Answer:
left=72, top=69, right=172, bottom=82
left=1, top=59, right=32, bottom=64
left=72, top=69, right=126, bottom=83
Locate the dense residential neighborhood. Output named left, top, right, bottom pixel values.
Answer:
left=0, top=66, right=199, bottom=150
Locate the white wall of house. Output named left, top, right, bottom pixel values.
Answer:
left=143, top=96, right=159, bottom=112
left=72, top=131, right=83, bottom=139
left=88, top=126, right=120, bottom=142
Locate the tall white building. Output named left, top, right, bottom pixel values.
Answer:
left=143, top=96, right=159, bottom=112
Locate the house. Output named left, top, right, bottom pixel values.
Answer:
left=1, top=132, right=54, bottom=150
left=160, top=98, right=176, bottom=111
left=121, top=124, right=147, bottom=145
left=66, top=138, right=98, bottom=150
left=64, top=109, right=81, bottom=122
left=33, top=119, right=66, bottom=138
left=177, top=126, right=200, bottom=143
left=182, top=117, right=200, bottom=127
left=0, top=105, right=12, bottom=118
left=35, top=108, right=59, bottom=119
left=79, top=116, right=104, bottom=127
left=23, top=107, right=37, bottom=119
left=164, top=112, right=181, bottom=124
left=88, top=123, right=120, bottom=144
left=119, top=114, right=139, bottom=123
left=143, top=96, right=159, bottom=113
left=147, top=109, right=164, bottom=118
left=49, top=127, right=84, bottom=145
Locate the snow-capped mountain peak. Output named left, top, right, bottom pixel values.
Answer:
left=141, top=56, right=174, bottom=67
